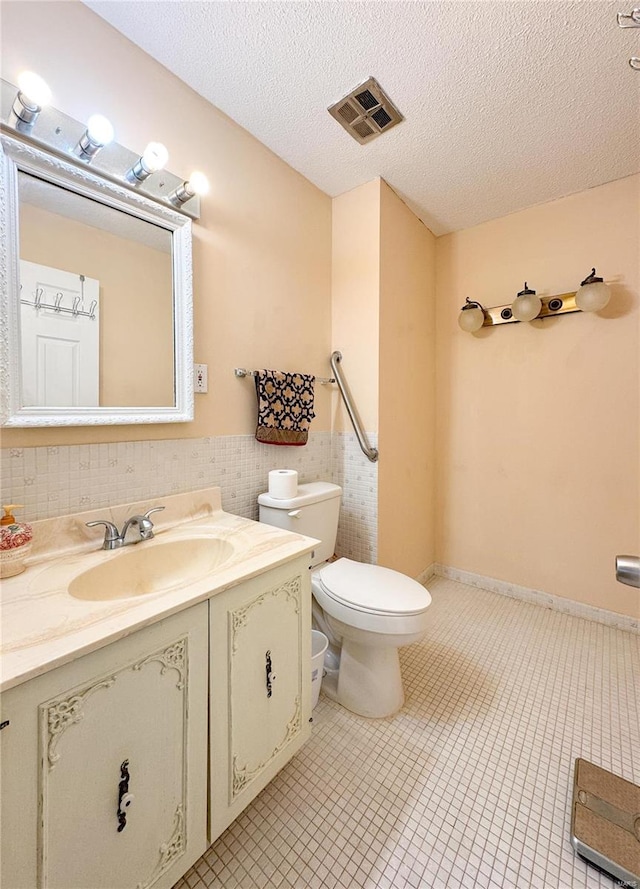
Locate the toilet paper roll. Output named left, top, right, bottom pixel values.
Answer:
left=268, top=469, right=298, bottom=499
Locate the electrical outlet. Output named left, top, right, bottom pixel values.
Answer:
left=194, top=363, right=208, bottom=393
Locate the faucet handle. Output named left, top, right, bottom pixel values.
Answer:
left=143, top=506, right=165, bottom=521
left=86, top=520, right=120, bottom=549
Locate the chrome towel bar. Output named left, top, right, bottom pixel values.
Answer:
left=234, top=368, right=335, bottom=385
left=330, top=351, right=378, bottom=463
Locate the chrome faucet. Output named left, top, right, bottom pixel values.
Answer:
left=86, top=506, right=165, bottom=550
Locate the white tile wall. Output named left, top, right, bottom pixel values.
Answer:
left=332, top=432, right=379, bottom=564
left=0, top=431, right=379, bottom=562
left=0, top=433, right=332, bottom=522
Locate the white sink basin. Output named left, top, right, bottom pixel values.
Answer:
left=68, top=537, right=235, bottom=600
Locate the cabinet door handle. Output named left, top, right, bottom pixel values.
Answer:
left=117, top=760, right=131, bottom=832
left=265, top=650, right=276, bottom=698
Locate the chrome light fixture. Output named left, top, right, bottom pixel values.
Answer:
left=75, top=114, right=114, bottom=161
left=457, top=298, right=486, bottom=332
left=2, top=75, right=205, bottom=218
left=574, top=268, right=611, bottom=312
left=511, top=283, right=542, bottom=322
left=617, top=7, right=640, bottom=26
left=11, top=71, right=51, bottom=126
left=169, top=171, right=209, bottom=206
left=125, top=141, right=169, bottom=183
left=457, top=266, right=611, bottom=333
left=616, top=8, right=640, bottom=67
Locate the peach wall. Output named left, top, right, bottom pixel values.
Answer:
left=378, top=182, right=436, bottom=576
left=20, top=204, right=174, bottom=407
left=1, top=0, right=332, bottom=446
left=331, top=180, right=380, bottom=433
left=436, top=174, right=640, bottom=618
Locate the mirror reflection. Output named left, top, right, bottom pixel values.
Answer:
left=18, top=172, right=175, bottom=408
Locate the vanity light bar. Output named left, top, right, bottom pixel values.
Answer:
left=476, top=292, right=580, bottom=327
left=0, top=78, right=202, bottom=220
left=457, top=270, right=611, bottom=332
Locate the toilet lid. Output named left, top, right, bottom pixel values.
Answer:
left=317, top=558, right=431, bottom=615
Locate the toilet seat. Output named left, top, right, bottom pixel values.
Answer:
left=316, top=558, right=431, bottom=615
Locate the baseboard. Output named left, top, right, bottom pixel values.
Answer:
left=433, top=564, right=639, bottom=634
left=416, top=563, right=437, bottom=586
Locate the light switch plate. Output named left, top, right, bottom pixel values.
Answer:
left=194, top=363, right=208, bottom=393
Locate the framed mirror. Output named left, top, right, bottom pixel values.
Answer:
left=0, top=132, right=194, bottom=426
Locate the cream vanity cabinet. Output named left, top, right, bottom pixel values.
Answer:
left=0, top=603, right=209, bottom=889
left=209, top=555, right=312, bottom=840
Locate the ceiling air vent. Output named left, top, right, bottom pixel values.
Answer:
left=328, top=77, right=404, bottom=145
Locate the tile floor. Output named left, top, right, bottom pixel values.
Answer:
left=174, top=577, right=640, bottom=889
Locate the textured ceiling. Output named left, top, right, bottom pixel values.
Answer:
left=85, top=1, right=639, bottom=235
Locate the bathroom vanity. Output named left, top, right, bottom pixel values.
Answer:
left=0, top=488, right=315, bottom=889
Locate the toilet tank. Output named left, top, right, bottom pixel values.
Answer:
left=258, top=482, right=342, bottom=567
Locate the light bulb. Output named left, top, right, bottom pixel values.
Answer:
left=17, top=71, right=51, bottom=108
left=76, top=114, right=115, bottom=161
left=126, top=142, right=169, bottom=183
left=457, top=302, right=485, bottom=332
left=169, top=171, right=209, bottom=206
left=86, top=114, right=114, bottom=147
left=186, top=171, right=209, bottom=197
left=141, top=142, right=168, bottom=173
left=511, top=283, right=541, bottom=322
left=12, top=71, right=51, bottom=126
left=575, top=269, right=611, bottom=313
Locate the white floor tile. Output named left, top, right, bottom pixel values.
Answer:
left=174, top=577, right=639, bottom=889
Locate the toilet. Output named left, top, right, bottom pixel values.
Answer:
left=258, top=482, right=431, bottom=718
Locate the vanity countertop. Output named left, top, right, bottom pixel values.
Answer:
left=0, top=488, right=316, bottom=693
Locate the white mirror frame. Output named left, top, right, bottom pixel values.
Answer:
left=0, top=133, right=194, bottom=426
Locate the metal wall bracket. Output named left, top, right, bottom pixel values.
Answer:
left=617, top=7, right=640, bottom=27
left=480, top=292, right=580, bottom=327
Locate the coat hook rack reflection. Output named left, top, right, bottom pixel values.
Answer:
left=20, top=285, right=97, bottom=319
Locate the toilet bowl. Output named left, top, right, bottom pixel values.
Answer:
left=258, top=481, right=432, bottom=718
left=311, top=558, right=431, bottom=717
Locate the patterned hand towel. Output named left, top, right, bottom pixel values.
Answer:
left=255, top=370, right=316, bottom=446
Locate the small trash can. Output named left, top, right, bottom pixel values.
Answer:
left=311, top=630, right=329, bottom=709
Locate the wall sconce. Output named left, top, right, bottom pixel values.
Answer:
left=511, top=283, right=542, bottom=322
left=457, top=268, right=611, bottom=332
left=616, top=8, right=640, bottom=67
left=75, top=114, right=115, bottom=161
left=574, top=269, right=611, bottom=312
left=617, top=7, right=640, bottom=27
left=169, top=171, right=209, bottom=206
left=125, top=142, right=169, bottom=183
left=11, top=71, right=51, bottom=126
left=457, top=298, right=486, bottom=332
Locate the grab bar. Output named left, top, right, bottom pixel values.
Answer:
left=615, top=555, right=640, bottom=588
left=330, top=351, right=379, bottom=463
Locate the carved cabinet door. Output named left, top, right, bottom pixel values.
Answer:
left=209, top=556, right=312, bottom=841
left=0, top=602, right=208, bottom=889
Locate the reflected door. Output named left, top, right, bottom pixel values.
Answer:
left=19, top=260, right=100, bottom=407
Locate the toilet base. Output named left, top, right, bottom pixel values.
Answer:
left=332, top=639, right=405, bottom=719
